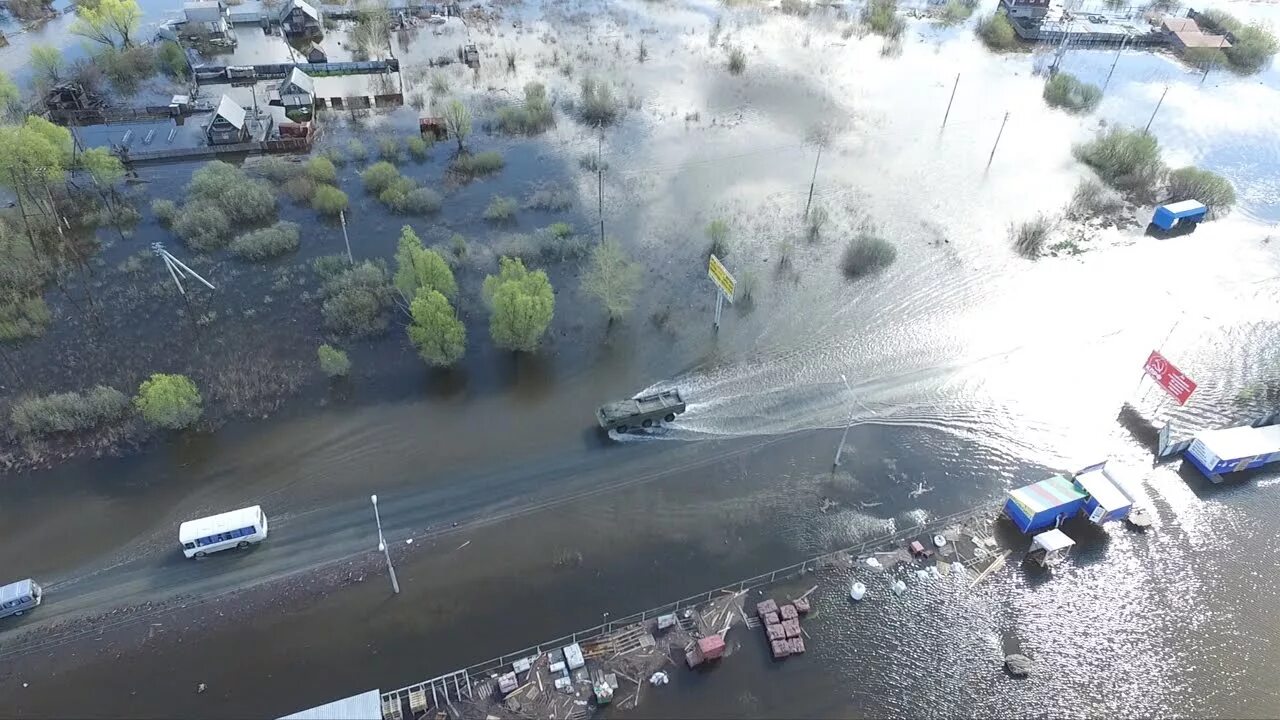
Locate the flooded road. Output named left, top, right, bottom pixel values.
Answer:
left=1, top=0, right=1279, bottom=716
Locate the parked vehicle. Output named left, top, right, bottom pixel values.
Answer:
left=179, top=505, right=269, bottom=558
left=0, top=579, right=43, bottom=619
left=596, top=389, right=686, bottom=433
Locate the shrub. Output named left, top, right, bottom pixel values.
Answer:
left=394, top=225, right=457, bottom=300
left=483, top=257, right=555, bottom=352
left=378, top=176, right=417, bottom=212
left=134, top=373, right=202, bottom=430
left=229, top=221, right=301, bottom=261
left=1011, top=215, right=1052, bottom=258
left=548, top=222, right=573, bottom=239
left=430, top=74, right=449, bottom=95
left=706, top=219, right=731, bottom=257
left=306, top=155, right=337, bottom=184
left=347, top=139, right=368, bottom=161
left=406, top=135, right=430, bottom=159
left=862, top=0, right=905, bottom=38
left=284, top=175, right=316, bottom=202
left=151, top=199, right=177, bottom=226
left=361, top=161, right=401, bottom=193
left=312, top=185, right=349, bottom=215
left=317, top=344, right=351, bottom=377
left=1043, top=72, right=1102, bottom=113
left=727, top=46, right=746, bottom=75
left=526, top=186, right=574, bottom=211
left=977, top=12, right=1018, bottom=51
left=407, top=288, right=466, bottom=367
left=1183, top=47, right=1227, bottom=72
left=581, top=238, right=642, bottom=321
left=1166, top=166, right=1236, bottom=215
left=451, top=151, right=505, bottom=178
left=484, top=195, right=519, bottom=223
left=378, top=136, right=402, bottom=163
left=312, top=254, right=353, bottom=282
left=10, top=386, right=130, bottom=437
left=1225, top=24, right=1278, bottom=75
left=841, top=232, right=898, bottom=278
left=1067, top=178, right=1124, bottom=219
left=807, top=205, right=829, bottom=242
left=497, top=82, right=555, bottom=135
left=939, top=0, right=976, bottom=26
left=256, top=156, right=301, bottom=182
left=319, top=260, right=393, bottom=336
left=1073, top=126, right=1165, bottom=196
left=579, top=76, right=619, bottom=126
left=579, top=152, right=608, bottom=173
left=735, top=269, right=760, bottom=304
left=402, top=187, right=442, bottom=215
left=0, top=294, right=50, bottom=341
left=173, top=200, right=232, bottom=252
left=187, top=161, right=276, bottom=224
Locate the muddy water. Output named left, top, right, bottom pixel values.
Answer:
left=1, top=0, right=1280, bottom=716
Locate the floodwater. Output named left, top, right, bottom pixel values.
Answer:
left=2, top=0, right=1280, bottom=716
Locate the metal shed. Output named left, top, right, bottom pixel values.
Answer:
left=1152, top=200, right=1207, bottom=230
left=1003, top=475, right=1088, bottom=534
left=1185, top=425, right=1280, bottom=482
left=1073, top=461, right=1134, bottom=525
left=277, top=689, right=382, bottom=720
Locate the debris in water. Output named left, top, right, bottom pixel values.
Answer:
left=909, top=482, right=934, bottom=499
left=648, top=672, right=668, bottom=686
left=865, top=557, right=882, bottom=569
left=891, top=580, right=907, bottom=596
left=915, top=569, right=930, bottom=581
left=932, top=534, right=947, bottom=547
left=457, top=540, right=471, bottom=550
left=1004, top=653, right=1033, bottom=677
left=196, top=683, right=207, bottom=694
left=849, top=581, right=866, bottom=601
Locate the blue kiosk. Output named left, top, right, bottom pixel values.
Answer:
left=1151, top=200, right=1207, bottom=231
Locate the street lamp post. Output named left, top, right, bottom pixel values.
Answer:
left=370, top=494, right=400, bottom=595
left=833, top=374, right=875, bottom=470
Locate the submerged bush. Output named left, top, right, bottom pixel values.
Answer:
left=306, top=155, right=337, bottom=184
left=862, top=0, right=905, bottom=38
left=10, top=386, right=130, bottom=437
left=401, top=187, right=442, bottom=215
left=1073, top=126, right=1165, bottom=197
left=173, top=200, right=232, bottom=252
left=134, top=373, right=202, bottom=430
left=1166, top=166, right=1236, bottom=215
left=841, top=232, right=898, bottom=278
left=1067, top=178, right=1125, bottom=219
left=1011, top=215, right=1052, bottom=258
left=1199, top=10, right=1278, bottom=75
left=483, top=257, right=555, bottom=352
left=526, top=186, right=574, bottom=211
left=727, top=46, right=747, bottom=75
left=497, top=82, right=555, bottom=135
left=361, top=161, right=401, bottom=194
left=1043, top=72, right=1102, bottom=113
left=256, top=156, right=302, bottom=182
left=484, top=195, right=519, bottom=223
left=151, top=199, right=178, bottom=227
left=187, top=160, right=276, bottom=225
left=939, top=0, right=976, bottom=26
left=312, top=185, right=349, bottom=215
left=578, top=76, right=619, bottom=126
left=228, top=221, right=301, bottom=261
left=377, top=176, right=417, bottom=212
left=378, top=136, right=402, bottom=163
left=977, top=12, right=1019, bottom=51
left=706, top=219, right=731, bottom=257
left=0, top=295, right=51, bottom=341
left=406, top=135, right=431, bottom=159
left=319, top=260, right=393, bottom=337
left=317, top=344, right=351, bottom=377
left=451, top=151, right=505, bottom=178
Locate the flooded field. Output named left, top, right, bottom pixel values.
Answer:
left=0, top=0, right=1278, bottom=715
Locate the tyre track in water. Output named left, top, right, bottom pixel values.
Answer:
left=0, top=430, right=799, bottom=662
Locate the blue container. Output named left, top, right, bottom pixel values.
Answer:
left=1003, top=475, right=1089, bottom=534
left=1152, top=200, right=1207, bottom=230
left=1185, top=425, right=1280, bottom=482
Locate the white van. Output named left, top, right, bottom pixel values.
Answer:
left=179, top=505, right=269, bottom=559
left=0, top=579, right=42, bottom=619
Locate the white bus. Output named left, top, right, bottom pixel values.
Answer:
left=179, top=505, right=269, bottom=558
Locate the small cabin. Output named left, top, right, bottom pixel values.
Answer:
left=1072, top=461, right=1134, bottom=525
left=281, top=0, right=323, bottom=38
left=306, top=42, right=328, bottom=63
left=183, top=0, right=231, bottom=37
left=207, top=95, right=250, bottom=145
left=1003, top=474, right=1087, bottom=534
left=271, top=67, right=315, bottom=121
left=1185, top=425, right=1280, bottom=483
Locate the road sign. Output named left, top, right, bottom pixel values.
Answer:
left=1143, top=350, right=1197, bottom=405
left=708, top=254, right=736, bottom=303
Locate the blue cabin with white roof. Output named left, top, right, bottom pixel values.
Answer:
left=1072, top=461, right=1135, bottom=525
left=1184, top=425, right=1280, bottom=483
left=1151, top=200, right=1207, bottom=230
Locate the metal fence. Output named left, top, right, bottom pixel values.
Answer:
left=388, top=502, right=997, bottom=695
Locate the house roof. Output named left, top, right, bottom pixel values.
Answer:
left=283, top=0, right=321, bottom=20
left=284, top=67, right=315, bottom=94
left=1174, top=30, right=1231, bottom=48
left=1032, top=528, right=1075, bottom=553
left=1161, top=16, right=1198, bottom=33
left=184, top=0, right=226, bottom=22
left=214, top=94, right=247, bottom=129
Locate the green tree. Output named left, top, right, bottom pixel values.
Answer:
left=134, top=373, right=202, bottom=430
left=581, top=238, right=642, bottom=322
left=483, top=257, right=555, bottom=352
left=71, top=0, right=142, bottom=49
left=306, top=155, right=337, bottom=184
left=0, top=71, right=20, bottom=121
left=317, top=344, right=351, bottom=377
left=407, top=288, right=466, bottom=366
left=442, top=99, right=472, bottom=152
left=977, top=12, right=1018, bottom=51
left=29, top=45, right=64, bottom=87
left=79, top=147, right=126, bottom=186
left=0, top=116, right=73, bottom=191
left=393, top=225, right=457, bottom=300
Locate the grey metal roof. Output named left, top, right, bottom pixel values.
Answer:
left=0, top=579, right=34, bottom=604
left=278, top=689, right=382, bottom=720
left=214, top=94, right=247, bottom=129
left=284, top=67, right=315, bottom=95
left=283, top=0, right=320, bottom=21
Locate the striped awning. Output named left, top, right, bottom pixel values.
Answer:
left=1009, top=475, right=1086, bottom=515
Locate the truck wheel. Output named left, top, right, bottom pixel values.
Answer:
left=14, top=610, right=23, bottom=616
left=616, top=425, right=629, bottom=434
left=664, top=413, right=676, bottom=423
left=195, top=551, right=206, bottom=558
left=238, top=541, right=250, bottom=550
left=642, top=419, right=653, bottom=429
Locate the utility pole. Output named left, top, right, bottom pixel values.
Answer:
left=596, top=124, right=604, bottom=244
left=370, top=494, right=400, bottom=595
left=1201, top=35, right=1226, bottom=86
left=987, top=111, right=1009, bottom=169
left=940, top=73, right=959, bottom=130
left=339, top=209, right=353, bottom=264
left=804, top=144, right=823, bottom=217
left=1102, top=36, right=1127, bottom=94
left=1144, top=85, right=1168, bottom=135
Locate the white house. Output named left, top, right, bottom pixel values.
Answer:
left=271, top=67, right=316, bottom=120
left=183, top=0, right=232, bottom=37
left=280, top=0, right=323, bottom=38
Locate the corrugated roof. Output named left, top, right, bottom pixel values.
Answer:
left=1195, top=425, right=1280, bottom=462
left=1161, top=16, right=1198, bottom=33
left=284, top=0, right=320, bottom=20
left=1074, top=466, right=1132, bottom=512
left=278, top=690, right=383, bottom=720
left=285, top=67, right=315, bottom=95
left=214, top=94, right=247, bottom=129
left=1174, top=30, right=1232, bottom=48
left=1009, top=475, right=1086, bottom=515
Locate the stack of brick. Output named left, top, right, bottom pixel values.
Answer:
left=757, top=598, right=809, bottom=659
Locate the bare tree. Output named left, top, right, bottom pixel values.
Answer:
left=442, top=99, right=472, bottom=153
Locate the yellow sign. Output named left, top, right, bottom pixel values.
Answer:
left=707, top=254, right=736, bottom=303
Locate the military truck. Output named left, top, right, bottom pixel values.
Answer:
left=597, top=389, right=686, bottom=432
